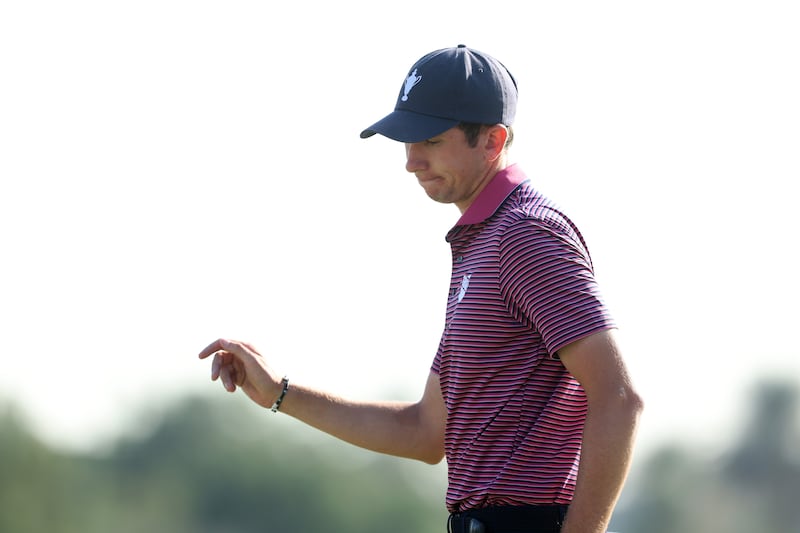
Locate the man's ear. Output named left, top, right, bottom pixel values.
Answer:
left=484, top=124, right=509, bottom=161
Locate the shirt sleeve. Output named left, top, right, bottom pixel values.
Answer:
left=498, top=218, right=616, bottom=356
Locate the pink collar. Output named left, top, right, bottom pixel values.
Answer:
left=455, top=164, right=528, bottom=226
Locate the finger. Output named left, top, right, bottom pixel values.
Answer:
left=210, top=352, right=223, bottom=381
left=218, top=339, right=253, bottom=360
left=198, top=338, right=226, bottom=359
left=219, top=364, right=237, bottom=392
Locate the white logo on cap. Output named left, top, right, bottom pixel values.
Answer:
left=401, top=69, right=422, bottom=101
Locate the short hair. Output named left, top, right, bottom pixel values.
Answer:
left=457, top=123, right=515, bottom=149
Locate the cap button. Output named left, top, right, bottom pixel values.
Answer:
left=457, top=44, right=466, bottom=48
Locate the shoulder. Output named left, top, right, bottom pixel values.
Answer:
left=495, top=181, right=582, bottom=239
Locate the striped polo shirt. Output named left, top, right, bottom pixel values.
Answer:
left=431, top=163, right=615, bottom=513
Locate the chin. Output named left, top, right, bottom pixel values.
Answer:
left=424, top=191, right=454, bottom=205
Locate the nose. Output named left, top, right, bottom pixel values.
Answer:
left=405, top=142, right=426, bottom=174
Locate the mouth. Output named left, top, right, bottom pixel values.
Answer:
left=416, top=174, right=441, bottom=184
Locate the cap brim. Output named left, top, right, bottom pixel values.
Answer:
left=360, top=110, right=459, bottom=143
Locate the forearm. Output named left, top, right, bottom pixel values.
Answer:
left=277, top=381, right=444, bottom=464
left=561, top=393, right=643, bottom=533
left=199, top=339, right=446, bottom=465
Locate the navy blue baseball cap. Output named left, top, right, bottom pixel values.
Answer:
left=360, top=44, right=518, bottom=143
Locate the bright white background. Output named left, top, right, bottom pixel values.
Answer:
left=1, top=1, right=798, bottom=456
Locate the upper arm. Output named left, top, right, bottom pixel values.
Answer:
left=555, top=330, right=644, bottom=531
left=557, top=329, right=640, bottom=407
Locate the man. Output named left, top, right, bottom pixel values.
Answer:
left=199, top=44, right=643, bottom=533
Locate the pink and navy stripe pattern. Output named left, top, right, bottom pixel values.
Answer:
left=431, top=164, right=615, bottom=512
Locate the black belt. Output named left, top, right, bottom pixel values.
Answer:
left=447, top=504, right=568, bottom=533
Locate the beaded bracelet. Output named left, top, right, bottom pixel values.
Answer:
left=270, top=376, right=290, bottom=413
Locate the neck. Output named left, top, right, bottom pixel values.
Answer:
left=455, top=156, right=509, bottom=214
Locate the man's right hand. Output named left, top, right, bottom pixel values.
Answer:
left=198, top=338, right=281, bottom=409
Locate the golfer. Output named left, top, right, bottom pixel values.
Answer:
left=200, top=44, right=643, bottom=533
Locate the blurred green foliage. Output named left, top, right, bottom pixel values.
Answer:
left=612, top=380, right=800, bottom=533
left=2, top=379, right=799, bottom=532
left=0, top=395, right=447, bottom=533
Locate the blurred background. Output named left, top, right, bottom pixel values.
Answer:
left=1, top=1, right=798, bottom=531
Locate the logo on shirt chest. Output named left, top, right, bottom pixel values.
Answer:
left=457, top=273, right=472, bottom=303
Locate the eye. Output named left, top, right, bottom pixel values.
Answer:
left=424, top=139, right=441, bottom=146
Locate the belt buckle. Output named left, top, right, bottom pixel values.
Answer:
left=448, top=514, right=486, bottom=533
left=466, top=517, right=486, bottom=533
